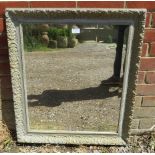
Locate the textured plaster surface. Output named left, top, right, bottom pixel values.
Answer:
left=18, top=134, right=126, bottom=145
left=5, top=8, right=146, bottom=145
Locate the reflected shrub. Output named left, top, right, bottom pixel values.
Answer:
left=23, top=24, right=78, bottom=51
left=23, top=24, right=46, bottom=51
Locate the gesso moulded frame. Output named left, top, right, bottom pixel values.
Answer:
left=5, top=8, right=146, bottom=145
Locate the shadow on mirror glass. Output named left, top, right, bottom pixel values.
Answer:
left=23, top=23, right=129, bottom=132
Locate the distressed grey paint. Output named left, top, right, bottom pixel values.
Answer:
left=5, top=8, right=146, bottom=145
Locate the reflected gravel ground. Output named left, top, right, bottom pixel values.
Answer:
left=25, top=42, right=125, bottom=132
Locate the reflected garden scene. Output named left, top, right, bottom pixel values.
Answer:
left=23, top=23, right=128, bottom=132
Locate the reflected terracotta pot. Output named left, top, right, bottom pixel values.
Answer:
left=57, top=36, right=68, bottom=48
left=41, top=32, right=49, bottom=45
left=48, top=40, right=57, bottom=48
left=68, top=37, right=78, bottom=48
left=39, top=24, right=50, bottom=32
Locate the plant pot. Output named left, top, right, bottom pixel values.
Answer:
left=48, top=40, right=57, bottom=48
left=39, top=24, right=50, bottom=32
left=57, top=36, right=68, bottom=48
left=68, top=37, right=78, bottom=48
left=41, top=32, right=49, bottom=46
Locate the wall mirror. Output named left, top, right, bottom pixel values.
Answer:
left=5, top=8, right=146, bottom=145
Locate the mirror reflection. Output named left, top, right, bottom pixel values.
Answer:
left=23, top=23, right=128, bottom=132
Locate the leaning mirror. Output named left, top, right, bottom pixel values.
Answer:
left=24, top=23, right=127, bottom=132
left=5, top=8, right=146, bottom=145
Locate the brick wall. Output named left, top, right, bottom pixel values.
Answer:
left=0, top=1, right=155, bottom=132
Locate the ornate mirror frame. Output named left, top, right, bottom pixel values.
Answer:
left=5, top=8, right=146, bottom=145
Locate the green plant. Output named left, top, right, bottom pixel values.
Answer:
left=23, top=24, right=77, bottom=51
left=48, top=27, right=68, bottom=40
left=48, top=27, right=75, bottom=40
left=23, top=24, right=46, bottom=51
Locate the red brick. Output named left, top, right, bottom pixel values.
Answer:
left=145, top=72, right=155, bottom=84
left=139, top=58, right=155, bottom=71
left=150, top=43, right=155, bottom=56
left=126, top=1, right=155, bottom=11
left=0, top=75, right=11, bottom=89
left=0, top=62, right=10, bottom=75
left=0, top=2, right=29, bottom=17
left=144, top=29, right=155, bottom=43
left=133, top=107, right=155, bottom=118
left=30, top=1, right=76, bottom=8
left=137, top=71, right=145, bottom=84
left=0, top=49, right=8, bottom=55
left=1, top=88, right=13, bottom=100
left=77, top=1, right=124, bottom=8
left=136, top=84, right=155, bottom=96
left=0, top=33, right=7, bottom=48
left=152, top=13, right=155, bottom=28
left=142, top=96, right=155, bottom=107
left=139, top=118, right=155, bottom=129
left=145, top=13, right=151, bottom=28
left=0, top=54, right=9, bottom=63
left=0, top=18, right=5, bottom=33
left=141, top=43, right=148, bottom=57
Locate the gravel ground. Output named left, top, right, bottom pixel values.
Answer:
left=25, top=42, right=124, bottom=132
left=0, top=122, right=155, bottom=153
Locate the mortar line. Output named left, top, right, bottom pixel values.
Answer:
left=76, top=1, right=78, bottom=8
left=124, top=1, right=127, bottom=8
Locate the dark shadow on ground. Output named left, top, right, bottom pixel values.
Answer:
left=28, top=83, right=122, bottom=107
